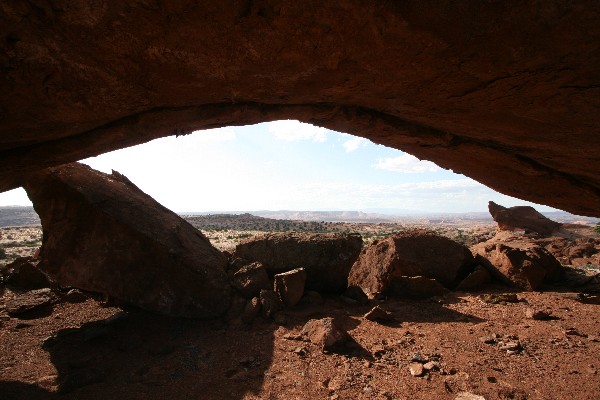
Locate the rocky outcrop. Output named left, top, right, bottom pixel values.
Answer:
left=472, top=234, right=564, bottom=290
left=488, top=201, right=561, bottom=236
left=234, top=233, right=362, bottom=293
left=348, top=230, right=475, bottom=297
left=1, top=3, right=600, bottom=217
left=23, top=163, right=231, bottom=318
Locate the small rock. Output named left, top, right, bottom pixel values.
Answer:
left=564, top=327, right=586, bottom=337
left=274, top=268, right=307, bottom=307
left=575, top=293, right=600, bottom=304
left=283, top=333, right=302, bottom=341
left=455, top=392, right=486, bottom=400
left=5, top=288, right=56, bottom=316
left=525, top=308, right=556, bottom=320
left=408, top=362, right=424, bottom=377
left=241, top=297, right=261, bottom=324
left=300, top=317, right=350, bottom=352
left=411, top=352, right=427, bottom=363
left=423, top=361, right=440, bottom=371
left=292, top=346, right=308, bottom=356
left=498, top=340, right=522, bottom=353
left=364, top=306, right=394, bottom=322
left=479, top=293, right=519, bottom=304
left=63, top=289, right=88, bottom=303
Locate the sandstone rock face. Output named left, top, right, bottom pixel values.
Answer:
left=488, top=201, right=561, bottom=236
left=472, top=235, right=564, bottom=290
left=235, top=233, right=362, bottom=293
left=23, top=163, right=231, bottom=318
left=348, top=230, right=475, bottom=297
left=1, top=3, right=599, bottom=216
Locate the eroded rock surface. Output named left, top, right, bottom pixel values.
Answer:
left=489, top=201, right=561, bottom=236
left=235, top=232, right=362, bottom=293
left=348, top=230, right=475, bottom=297
left=23, top=163, right=231, bottom=318
left=0, top=3, right=599, bottom=216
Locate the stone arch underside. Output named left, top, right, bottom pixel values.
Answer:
left=1, top=1, right=599, bottom=215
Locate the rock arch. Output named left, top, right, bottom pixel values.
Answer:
left=1, top=1, right=599, bottom=215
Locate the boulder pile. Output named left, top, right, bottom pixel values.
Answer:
left=234, top=232, right=362, bottom=293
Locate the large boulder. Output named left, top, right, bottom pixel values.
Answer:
left=471, top=233, right=565, bottom=290
left=488, top=201, right=561, bottom=236
left=234, top=232, right=362, bottom=293
left=22, top=163, right=231, bottom=318
left=348, top=230, right=475, bottom=297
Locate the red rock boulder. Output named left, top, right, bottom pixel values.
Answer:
left=471, top=234, right=564, bottom=290
left=348, top=230, right=475, bottom=298
left=488, top=201, right=561, bottom=236
left=234, top=232, right=362, bottom=293
left=23, top=163, right=231, bottom=318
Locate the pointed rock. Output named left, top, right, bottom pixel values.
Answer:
left=23, top=163, right=231, bottom=318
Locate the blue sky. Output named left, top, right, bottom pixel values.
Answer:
left=0, top=120, right=559, bottom=213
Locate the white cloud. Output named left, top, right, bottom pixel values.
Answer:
left=373, top=154, right=440, bottom=173
left=268, top=120, right=327, bottom=142
left=342, top=137, right=367, bottom=152
left=0, top=188, right=32, bottom=206
left=190, top=126, right=236, bottom=142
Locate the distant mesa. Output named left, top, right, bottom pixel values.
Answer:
left=488, top=201, right=561, bottom=236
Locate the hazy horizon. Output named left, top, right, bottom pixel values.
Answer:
left=0, top=120, right=564, bottom=214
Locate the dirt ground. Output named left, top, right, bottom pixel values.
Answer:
left=1, top=283, right=599, bottom=400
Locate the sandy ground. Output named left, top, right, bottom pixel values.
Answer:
left=1, top=284, right=599, bottom=400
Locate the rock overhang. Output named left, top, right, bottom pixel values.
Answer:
left=1, top=1, right=599, bottom=215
